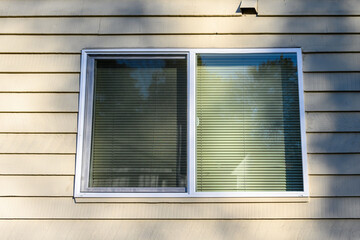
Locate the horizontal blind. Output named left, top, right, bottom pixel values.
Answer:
left=90, top=57, right=187, bottom=192
left=196, top=53, right=303, bottom=192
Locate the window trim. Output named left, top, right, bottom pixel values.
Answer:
left=74, top=48, right=309, bottom=198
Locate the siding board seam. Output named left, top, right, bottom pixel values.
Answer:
left=2, top=174, right=358, bottom=176
left=0, top=92, right=79, bottom=93
left=0, top=15, right=246, bottom=18
left=0, top=132, right=77, bottom=134
left=0, top=72, right=80, bottom=74
left=1, top=33, right=360, bottom=36
left=0, top=218, right=359, bottom=220
left=0, top=112, right=78, bottom=113
left=0, top=174, right=75, bottom=176
left=0, top=196, right=357, bottom=200
left=0, top=15, right=359, bottom=18
left=0, top=154, right=76, bottom=155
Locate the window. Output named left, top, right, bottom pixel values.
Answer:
left=75, top=49, right=308, bottom=198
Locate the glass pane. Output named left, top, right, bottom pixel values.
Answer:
left=90, top=56, right=187, bottom=192
left=196, top=53, right=303, bottom=192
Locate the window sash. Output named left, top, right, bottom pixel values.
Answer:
left=195, top=53, right=303, bottom=192
left=74, top=48, right=308, bottom=198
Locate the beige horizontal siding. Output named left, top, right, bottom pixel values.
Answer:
left=258, top=0, right=360, bottom=16
left=1, top=197, right=360, bottom=218
left=0, top=134, right=76, bottom=153
left=1, top=153, right=357, bottom=176
left=0, top=54, right=79, bottom=73
left=0, top=154, right=75, bottom=175
left=0, top=153, right=357, bottom=176
left=305, top=93, right=360, bottom=111
left=0, top=176, right=73, bottom=196
left=1, top=220, right=360, bottom=240
left=0, top=0, right=241, bottom=17
left=303, top=53, right=360, bottom=72
left=0, top=1, right=358, bottom=236
left=1, top=53, right=358, bottom=73
left=0, top=113, right=77, bottom=132
left=310, top=176, right=360, bottom=197
left=308, top=154, right=360, bottom=175
left=1, top=35, right=360, bottom=53
left=0, top=0, right=358, bottom=16
left=1, top=176, right=358, bottom=197
left=0, top=93, right=78, bottom=112
left=306, top=113, right=360, bottom=132
left=0, top=220, right=357, bottom=240
left=0, top=17, right=359, bottom=34
left=2, top=153, right=358, bottom=176
left=0, top=154, right=358, bottom=176
left=0, top=74, right=79, bottom=92
left=307, top=133, right=360, bottom=153
left=1, top=154, right=358, bottom=176
left=304, top=73, right=360, bottom=92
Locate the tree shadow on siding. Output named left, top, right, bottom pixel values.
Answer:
left=15, top=0, right=357, bottom=239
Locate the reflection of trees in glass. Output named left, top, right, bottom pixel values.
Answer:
left=246, top=55, right=302, bottom=191
left=196, top=53, right=303, bottom=192
left=246, top=55, right=298, bottom=143
left=90, top=58, right=187, bottom=189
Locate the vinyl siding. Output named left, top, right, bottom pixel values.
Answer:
left=1, top=176, right=360, bottom=197
left=0, top=17, right=359, bottom=34
left=0, top=0, right=359, bottom=239
left=0, top=35, right=360, bottom=53
left=0, top=155, right=75, bottom=174
left=1, top=220, right=360, bottom=240
left=0, top=0, right=358, bottom=16
left=0, top=74, right=79, bottom=92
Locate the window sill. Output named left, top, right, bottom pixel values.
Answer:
left=74, top=196, right=309, bottom=203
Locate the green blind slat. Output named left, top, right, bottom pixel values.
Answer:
left=89, top=53, right=304, bottom=193
left=90, top=59, right=187, bottom=191
left=196, top=53, right=303, bottom=192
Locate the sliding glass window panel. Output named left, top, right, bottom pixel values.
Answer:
left=196, top=53, right=303, bottom=192
left=90, top=56, right=187, bottom=192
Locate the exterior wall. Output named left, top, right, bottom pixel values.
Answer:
left=0, top=0, right=360, bottom=239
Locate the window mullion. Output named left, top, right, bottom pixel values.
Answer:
left=188, top=51, right=196, bottom=196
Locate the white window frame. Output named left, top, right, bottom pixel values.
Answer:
left=74, top=48, right=309, bottom=198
